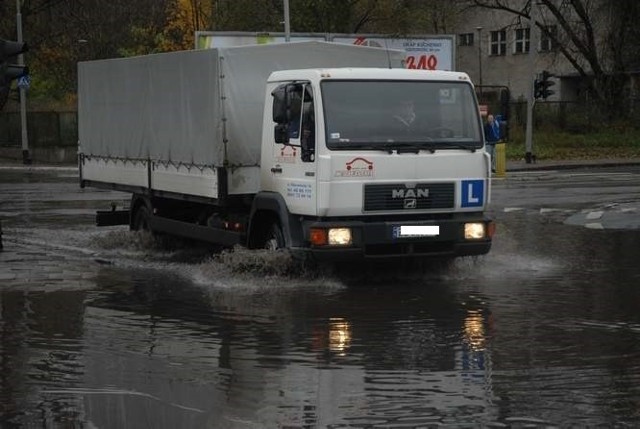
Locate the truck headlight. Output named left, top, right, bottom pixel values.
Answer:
left=328, top=228, right=352, bottom=245
left=310, top=227, right=352, bottom=246
left=464, top=222, right=486, bottom=240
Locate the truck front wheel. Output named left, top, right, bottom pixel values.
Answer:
left=263, top=222, right=285, bottom=251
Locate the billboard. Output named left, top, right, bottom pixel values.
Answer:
left=331, top=35, right=454, bottom=71
left=195, top=32, right=455, bottom=71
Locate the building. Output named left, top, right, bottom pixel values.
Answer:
left=453, top=0, right=640, bottom=107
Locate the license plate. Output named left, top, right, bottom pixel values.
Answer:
left=392, top=225, right=440, bottom=238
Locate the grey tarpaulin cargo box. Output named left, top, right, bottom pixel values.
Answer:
left=78, top=41, right=404, bottom=169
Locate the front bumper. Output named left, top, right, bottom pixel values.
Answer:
left=292, top=215, right=493, bottom=261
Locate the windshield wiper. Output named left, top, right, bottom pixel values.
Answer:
left=390, top=142, right=423, bottom=153
left=387, top=141, right=478, bottom=153
left=331, top=140, right=478, bottom=153
left=422, top=142, right=478, bottom=153
left=335, top=142, right=395, bottom=153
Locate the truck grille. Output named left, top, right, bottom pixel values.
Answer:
left=363, top=183, right=455, bottom=212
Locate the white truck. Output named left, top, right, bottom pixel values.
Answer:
left=78, top=41, right=494, bottom=261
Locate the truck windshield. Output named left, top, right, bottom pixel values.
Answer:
left=321, top=80, right=482, bottom=150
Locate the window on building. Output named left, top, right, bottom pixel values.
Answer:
left=540, top=25, right=558, bottom=52
left=514, top=27, right=530, bottom=54
left=490, top=30, right=507, bottom=56
left=459, top=33, right=474, bottom=46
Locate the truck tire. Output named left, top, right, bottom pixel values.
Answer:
left=263, top=222, right=285, bottom=250
left=131, top=205, right=151, bottom=232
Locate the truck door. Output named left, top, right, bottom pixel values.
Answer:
left=268, top=82, right=317, bottom=216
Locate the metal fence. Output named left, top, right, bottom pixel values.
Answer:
left=0, top=111, right=77, bottom=163
left=481, top=95, right=640, bottom=134
left=0, top=111, right=77, bottom=147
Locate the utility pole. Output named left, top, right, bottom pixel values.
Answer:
left=16, top=0, right=30, bottom=164
left=524, top=1, right=538, bottom=164
left=283, top=0, right=291, bottom=42
left=476, top=27, right=483, bottom=96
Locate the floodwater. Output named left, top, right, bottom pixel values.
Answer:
left=1, top=167, right=640, bottom=428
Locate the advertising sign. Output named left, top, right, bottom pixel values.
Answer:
left=331, top=35, right=454, bottom=71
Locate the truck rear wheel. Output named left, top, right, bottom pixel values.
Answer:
left=263, top=222, right=285, bottom=250
left=131, top=205, right=151, bottom=231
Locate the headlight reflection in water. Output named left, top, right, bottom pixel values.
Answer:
left=464, top=310, right=486, bottom=351
left=329, top=317, right=352, bottom=355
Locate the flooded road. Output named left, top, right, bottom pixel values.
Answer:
left=1, top=166, right=640, bottom=427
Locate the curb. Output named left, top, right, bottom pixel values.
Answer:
left=507, top=160, right=640, bottom=172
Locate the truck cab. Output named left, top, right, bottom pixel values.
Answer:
left=251, top=68, right=494, bottom=260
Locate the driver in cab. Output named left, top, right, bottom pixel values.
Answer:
left=390, top=99, right=416, bottom=134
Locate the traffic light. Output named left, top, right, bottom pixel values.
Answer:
left=534, top=70, right=555, bottom=100
left=1, top=39, right=29, bottom=109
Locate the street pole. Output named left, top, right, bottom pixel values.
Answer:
left=476, top=27, right=483, bottom=96
left=16, top=0, right=30, bottom=164
left=524, top=1, right=538, bottom=164
left=283, top=0, right=291, bottom=42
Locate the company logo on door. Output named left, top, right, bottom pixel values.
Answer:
left=277, top=145, right=297, bottom=163
left=335, top=157, right=374, bottom=177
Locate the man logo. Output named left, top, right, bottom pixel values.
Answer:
left=391, top=188, right=429, bottom=199
left=403, top=198, right=417, bottom=209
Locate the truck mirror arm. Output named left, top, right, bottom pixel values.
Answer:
left=281, top=142, right=301, bottom=148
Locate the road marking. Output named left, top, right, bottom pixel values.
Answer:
left=539, top=208, right=567, bottom=214
left=586, top=211, right=604, bottom=220
left=585, top=222, right=604, bottom=229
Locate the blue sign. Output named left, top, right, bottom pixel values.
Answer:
left=17, top=75, right=30, bottom=89
left=461, top=180, right=484, bottom=208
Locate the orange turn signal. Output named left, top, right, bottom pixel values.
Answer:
left=310, top=228, right=328, bottom=246
left=487, top=221, right=496, bottom=238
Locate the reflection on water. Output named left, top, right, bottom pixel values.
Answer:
left=464, top=310, right=487, bottom=352
left=328, top=318, right=352, bottom=355
left=1, top=168, right=640, bottom=427
left=1, top=258, right=496, bottom=427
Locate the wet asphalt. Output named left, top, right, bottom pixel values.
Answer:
left=1, top=161, right=640, bottom=427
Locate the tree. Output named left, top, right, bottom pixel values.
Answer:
left=210, top=0, right=457, bottom=35
left=1, top=0, right=458, bottom=104
left=605, top=0, right=640, bottom=112
left=362, top=0, right=457, bottom=35
left=467, top=0, right=640, bottom=117
left=157, top=0, right=212, bottom=51
left=2, top=0, right=170, bottom=102
left=210, top=0, right=284, bottom=32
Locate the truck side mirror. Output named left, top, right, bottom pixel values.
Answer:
left=272, top=85, right=287, bottom=123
